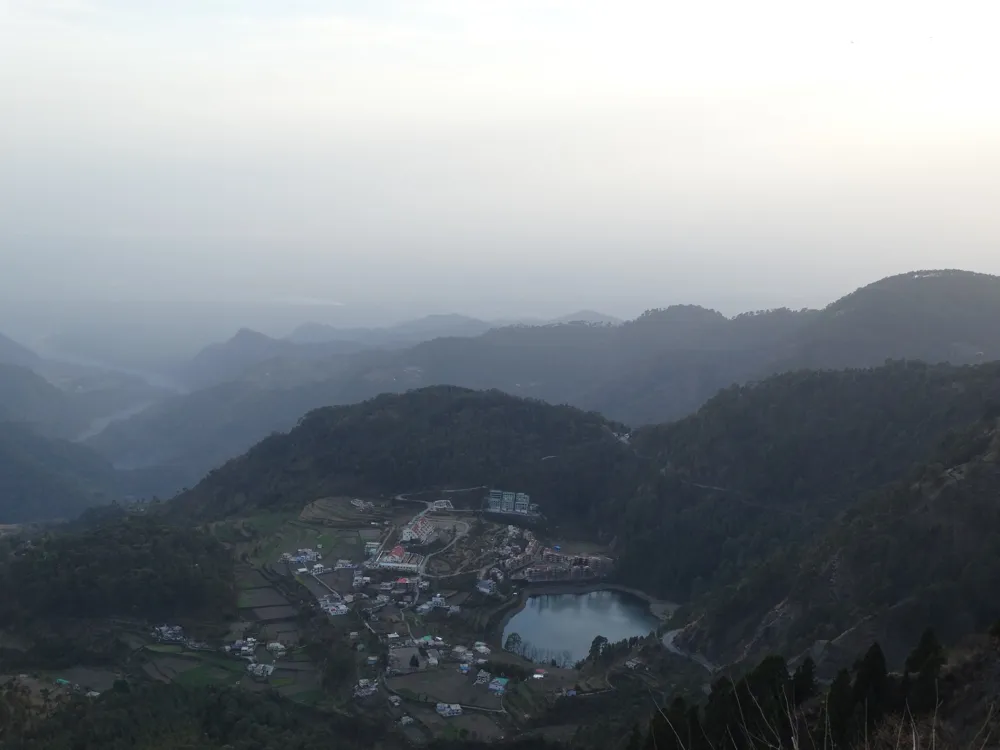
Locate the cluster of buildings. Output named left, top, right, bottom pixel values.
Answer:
left=436, top=702, right=463, bottom=717
left=224, top=636, right=259, bottom=658
left=400, top=513, right=436, bottom=544
left=375, top=545, right=424, bottom=574
left=472, top=669, right=508, bottom=694
left=500, top=527, right=540, bottom=572
left=354, top=678, right=378, bottom=698
left=152, top=624, right=210, bottom=651
left=152, top=625, right=184, bottom=643
left=280, top=548, right=322, bottom=565
left=351, top=498, right=375, bottom=513
left=415, top=596, right=460, bottom=616
left=319, top=594, right=349, bottom=616
left=487, top=489, right=538, bottom=515
left=296, top=562, right=328, bottom=575
left=515, top=549, right=613, bottom=583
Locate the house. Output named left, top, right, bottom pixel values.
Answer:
left=488, top=677, right=509, bottom=694
left=366, top=656, right=379, bottom=666
left=436, top=703, right=462, bottom=718
left=246, top=663, right=274, bottom=679
left=400, top=716, right=414, bottom=726
left=389, top=695, right=402, bottom=707
left=475, top=670, right=491, bottom=685
left=354, top=679, right=378, bottom=698
left=625, top=659, right=642, bottom=670
left=267, top=642, right=286, bottom=653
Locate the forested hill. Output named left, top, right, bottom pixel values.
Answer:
left=0, top=422, right=121, bottom=524
left=89, top=269, right=1000, bottom=499
left=0, top=517, right=235, bottom=628
left=613, top=360, right=1000, bottom=604
left=171, top=386, right=640, bottom=524
left=682, top=411, right=1000, bottom=669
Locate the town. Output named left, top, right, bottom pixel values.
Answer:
left=131, top=488, right=672, bottom=745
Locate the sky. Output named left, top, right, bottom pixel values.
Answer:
left=2, top=0, right=1000, bottom=346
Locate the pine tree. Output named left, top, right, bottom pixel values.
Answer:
left=905, top=628, right=944, bottom=677
left=826, top=668, right=854, bottom=746
left=851, top=643, right=889, bottom=735
left=624, top=723, right=643, bottom=750
left=792, top=656, right=817, bottom=705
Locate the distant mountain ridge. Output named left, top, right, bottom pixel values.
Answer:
left=0, top=420, right=120, bottom=523
left=0, top=331, right=40, bottom=368
left=89, top=269, right=1000, bottom=498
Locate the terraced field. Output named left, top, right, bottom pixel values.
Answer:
left=299, top=496, right=391, bottom=527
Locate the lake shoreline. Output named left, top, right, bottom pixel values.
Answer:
left=489, top=580, right=679, bottom=651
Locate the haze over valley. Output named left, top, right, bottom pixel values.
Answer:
left=4, top=2, right=1000, bottom=749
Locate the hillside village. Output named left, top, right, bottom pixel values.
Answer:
left=127, top=489, right=663, bottom=744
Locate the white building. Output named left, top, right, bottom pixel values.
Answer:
left=247, top=663, right=274, bottom=678
left=436, top=703, right=462, bottom=717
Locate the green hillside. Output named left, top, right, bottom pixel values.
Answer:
left=0, top=422, right=121, bottom=523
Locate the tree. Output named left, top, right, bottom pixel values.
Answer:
left=625, top=723, right=643, bottom=750
left=504, top=632, right=523, bottom=654
left=905, top=628, right=944, bottom=677
left=826, top=669, right=854, bottom=746
left=409, top=654, right=419, bottom=669
left=792, top=656, right=816, bottom=704
left=906, top=628, right=945, bottom=714
left=589, top=635, right=608, bottom=662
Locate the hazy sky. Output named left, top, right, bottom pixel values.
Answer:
left=3, top=0, right=1000, bottom=338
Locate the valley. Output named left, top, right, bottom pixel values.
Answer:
left=5, top=270, right=1000, bottom=748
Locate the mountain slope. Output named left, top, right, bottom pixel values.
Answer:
left=171, top=386, right=638, bottom=523
left=177, top=328, right=369, bottom=389
left=287, top=313, right=496, bottom=345
left=783, top=269, right=1000, bottom=369
left=0, top=363, right=91, bottom=438
left=0, top=421, right=121, bottom=523
left=0, top=331, right=40, bottom=367
left=686, top=412, right=1000, bottom=669
left=88, top=270, right=1000, bottom=497
left=614, top=360, right=1000, bottom=604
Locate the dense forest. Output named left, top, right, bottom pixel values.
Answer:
left=681, top=412, right=1000, bottom=667
left=0, top=517, right=236, bottom=628
left=0, top=421, right=120, bottom=523
left=172, top=358, right=1000, bottom=669
left=0, top=682, right=563, bottom=750
left=636, top=627, right=999, bottom=750
left=615, top=360, right=1000, bottom=599
left=89, top=270, right=1000, bottom=498
left=171, top=385, right=640, bottom=527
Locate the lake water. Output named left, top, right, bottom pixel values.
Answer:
left=502, top=589, right=661, bottom=665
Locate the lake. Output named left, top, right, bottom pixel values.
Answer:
left=502, top=589, right=661, bottom=665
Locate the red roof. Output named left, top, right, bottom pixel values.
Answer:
left=396, top=577, right=410, bottom=584
left=390, top=545, right=405, bottom=558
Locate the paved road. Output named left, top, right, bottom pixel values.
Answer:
left=662, top=629, right=717, bottom=674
